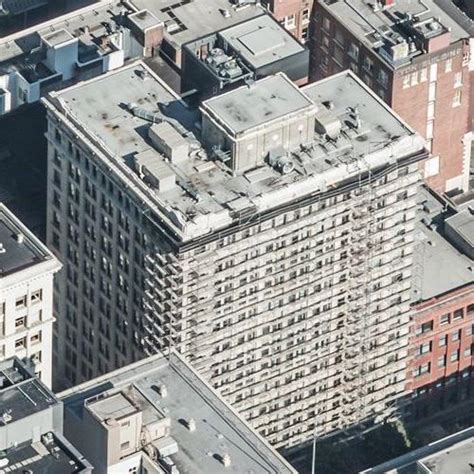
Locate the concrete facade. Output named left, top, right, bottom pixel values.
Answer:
left=43, top=62, right=428, bottom=448
left=310, top=0, right=473, bottom=195
left=0, top=203, right=61, bottom=387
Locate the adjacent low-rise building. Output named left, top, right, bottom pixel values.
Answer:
left=58, top=350, right=297, bottom=474
left=407, top=187, right=474, bottom=419
left=361, top=425, right=474, bottom=473
left=0, top=203, right=61, bottom=387
left=0, top=356, right=92, bottom=473
left=181, top=13, right=309, bottom=99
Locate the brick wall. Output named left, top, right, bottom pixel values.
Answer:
left=407, top=285, right=474, bottom=392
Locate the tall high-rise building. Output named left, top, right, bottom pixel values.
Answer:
left=43, top=62, right=427, bottom=448
left=310, top=0, right=473, bottom=194
left=0, top=203, right=61, bottom=387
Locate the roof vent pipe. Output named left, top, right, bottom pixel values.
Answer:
left=187, top=418, right=196, bottom=432
left=221, top=453, right=231, bottom=467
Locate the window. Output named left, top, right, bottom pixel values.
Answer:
left=414, top=362, right=430, bottom=377
left=467, top=304, right=474, bottom=316
left=467, top=325, right=474, bottom=337
left=428, top=82, right=436, bottom=101
left=464, top=345, right=473, bottom=357
left=453, top=309, right=464, bottom=320
left=440, top=313, right=450, bottom=325
left=402, top=75, right=410, bottom=89
left=419, top=341, right=432, bottom=355
left=437, top=354, right=446, bottom=368
left=454, top=72, right=463, bottom=88
left=322, top=35, right=330, bottom=50
left=439, top=334, right=448, bottom=347
left=120, top=441, right=130, bottom=450
left=420, top=68, right=427, bottom=82
left=302, top=27, right=309, bottom=42
left=15, top=296, right=27, bottom=309
left=452, top=329, right=461, bottom=342
left=322, top=17, right=331, bottom=31
left=302, top=8, right=310, bottom=24
left=410, top=71, right=418, bottom=86
left=363, top=56, right=374, bottom=73
left=453, top=89, right=461, bottom=107
left=378, top=69, right=388, bottom=87
left=426, top=120, right=434, bottom=139
left=15, top=337, right=26, bottom=350
left=15, top=316, right=26, bottom=330
left=427, top=101, right=435, bottom=120
left=284, top=14, right=296, bottom=29
left=445, top=58, right=452, bottom=72
left=429, top=63, right=438, bottom=82
left=450, top=349, right=459, bottom=362
left=418, top=321, right=433, bottom=334
left=348, top=42, right=359, bottom=60
left=31, top=290, right=42, bottom=304
left=31, top=332, right=41, bottom=345
left=334, top=28, right=344, bottom=46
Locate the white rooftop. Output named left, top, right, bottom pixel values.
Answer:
left=202, top=74, right=314, bottom=135
left=45, top=62, right=425, bottom=242
left=60, top=351, right=297, bottom=474
left=319, top=0, right=471, bottom=68
left=217, top=14, right=305, bottom=69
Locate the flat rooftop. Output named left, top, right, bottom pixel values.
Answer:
left=319, top=0, right=471, bottom=68
left=60, top=352, right=297, bottom=474
left=45, top=63, right=424, bottom=242
left=445, top=209, right=474, bottom=247
left=2, top=0, right=47, bottom=15
left=218, top=14, right=305, bottom=69
left=0, top=203, right=54, bottom=277
left=0, top=0, right=127, bottom=66
left=361, top=426, right=474, bottom=474
left=87, top=392, right=139, bottom=422
left=0, top=367, right=58, bottom=426
left=130, top=0, right=263, bottom=48
left=412, top=188, right=473, bottom=302
left=4, top=432, right=92, bottom=474
left=202, top=74, right=314, bottom=135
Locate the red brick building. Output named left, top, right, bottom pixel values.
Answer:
left=261, top=0, right=313, bottom=43
left=406, top=188, right=474, bottom=418
left=310, top=0, right=472, bottom=194
left=408, top=285, right=474, bottom=391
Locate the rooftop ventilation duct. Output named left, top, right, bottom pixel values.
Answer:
left=149, top=122, right=189, bottom=164
left=220, top=453, right=231, bottom=467
left=267, top=149, right=294, bottom=174
left=187, top=417, right=196, bottom=432
left=314, top=108, right=342, bottom=139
